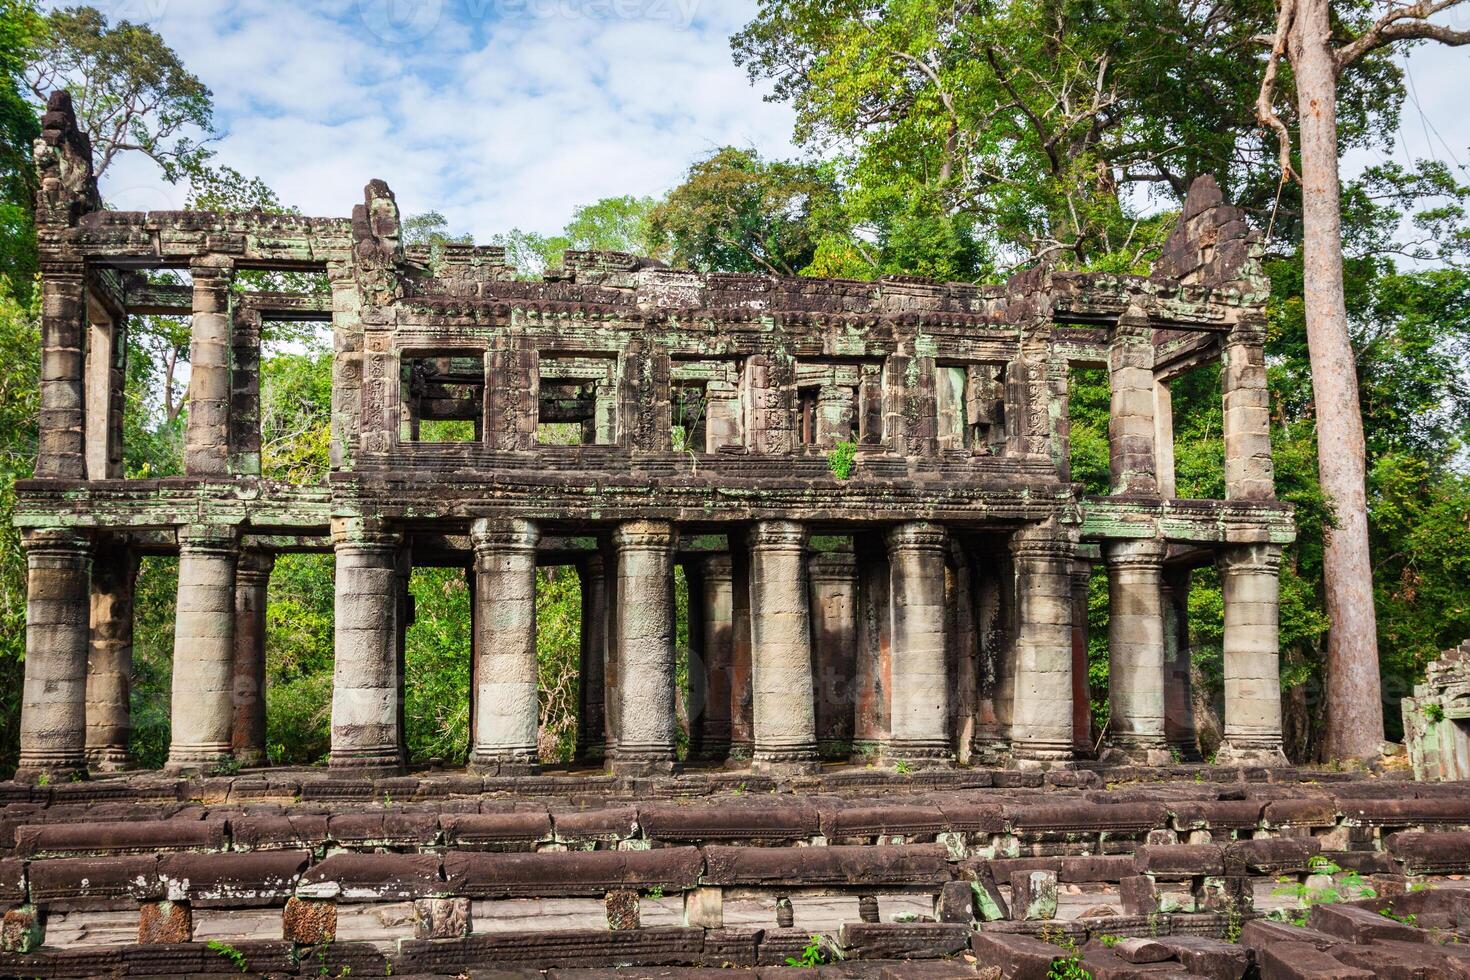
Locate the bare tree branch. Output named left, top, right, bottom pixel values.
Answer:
left=1337, top=0, right=1470, bottom=67
left=1256, top=0, right=1300, bottom=182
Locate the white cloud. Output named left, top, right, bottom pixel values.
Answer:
left=47, top=0, right=1470, bottom=244
left=55, top=0, right=798, bottom=240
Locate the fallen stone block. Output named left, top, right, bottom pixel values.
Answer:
left=935, top=880, right=974, bottom=923
left=1259, top=941, right=1372, bottom=980
left=444, top=846, right=702, bottom=898
left=1156, top=936, right=1251, bottom=980
left=1222, top=837, right=1320, bottom=875
left=26, top=854, right=161, bottom=909
left=1307, top=901, right=1429, bottom=945
left=297, top=852, right=444, bottom=901
left=1120, top=875, right=1159, bottom=915
left=1080, top=948, right=1184, bottom=980
left=971, top=932, right=1071, bottom=980
left=838, top=922, right=970, bottom=959
left=1386, top=831, right=1470, bottom=875
left=439, top=809, right=552, bottom=850
left=1133, top=845, right=1225, bottom=879
left=971, top=864, right=1009, bottom=922
left=157, top=848, right=309, bottom=905
left=1239, top=919, right=1340, bottom=955
left=639, top=802, right=817, bottom=842
left=1009, top=869, right=1058, bottom=921
left=702, top=843, right=949, bottom=888
left=15, top=819, right=224, bottom=857
left=1112, top=937, right=1173, bottom=963
left=683, top=885, right=724, bottom=929
left=1330, top=941, right=1470, bottom=979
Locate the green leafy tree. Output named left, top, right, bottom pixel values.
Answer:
left=22, top=5, right=213, bottom=180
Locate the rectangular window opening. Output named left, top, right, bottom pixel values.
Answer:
left=1068, top=363, right=1110, bottom=495
left=936, top=362, right=1007, bottom=456
left=538, top=356, right=616, bottom=446
left=400, top=354, right=484, bottom=443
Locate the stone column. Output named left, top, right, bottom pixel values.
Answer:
left=1102, top=538, right=1170, bottom=764
left=84, top=300, right=117, bottom=480
left=970, top=553, right=1010, bottom=764
left=610, top=521, right=677, bottom=774
left=886, top=523, right=952, bottom=766
left=166, top=527, right=238, bottom=772
left=814, top=385, right=856, bottom=446
left=808, top=548, right=856, bottom=760
left=36, top=263, right=86, bottom=479
left=948, top=547, right=978, bottom=764
left=1222, top=316, right=1276, bottom=501
left=727, top=542, right=755, bottom=762
left=576, top=555, right=608, bottom=765
left=1009, top=522, right=1077, bottom=765
left=1216, top=544, right=1288, bottom=765
left=86, top=549, right=136, bottom=771
left=1108, top=311, right=1158, bottom=495
left=1070, top=558, right=1094, bottom=755
left=1162, top=567, right=1200, bottom=761
left=329, top=524, right=404, bottom=774
left=470, top=518, right=541, bottom=775
left=852, top=535, right=891, bottom=759
left=231, top=551, right=274, bottom=768
left=185, top=256, right=234, bottom=478
left=749, top=521, right=819, bottom=773
left=697, top=555, right=734, bottom=762
left=683, top=559, right=708, bottom=759
left=17, top=529, right=91, bottom=779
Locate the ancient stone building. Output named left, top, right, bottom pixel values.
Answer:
left=14, top=91, right=1293, bottom=781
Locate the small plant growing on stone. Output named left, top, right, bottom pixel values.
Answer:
left=1379, top=907, right=1417, bottom=925
left=827, top=440, right=857, bottom=480
left=208, top=755, right=241, bottom=777
left=893, top=759, right=911, bottom=775
left=782, top=940, right=840, bottom=969
left=1425, top=703, right=1446, bottom=723
left=644, top=885, right=665, bottom=900
left=1099, top=934, right=1121, bottom=947
left=35, top=772, right=49, bottom=787
left=206, top=940, right=249, bottom=973
left=1271, top=856, right=1375, bottom=925
left=1043, top=936, right=1091, bottom=980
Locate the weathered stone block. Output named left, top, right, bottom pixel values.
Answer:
left=935, top=880, right=974, bottom=923
left=282, top=895, right=336, bottom=944
left=1259, top=941, right=1371, bottom=980
left=0, top=906, right=43, bottom=954
left=138, top=899, right=193, bottom=944
left=412, top=897, right=471, bottom=939
left=606, top=888, right=640, bottom=930
left=1008, top=869, right=1058, bottom=921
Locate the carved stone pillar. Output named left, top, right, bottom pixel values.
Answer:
left=852, top=535, right=890, bottom=759
left=1222, top=315, right=1276, bottom=500
left=885, top=523, right=952, bottom=766
left=87, top=549, right=136, bottom=771
left=610, top=521, right=677, bottom=775
left=1108, top=311, right=1158, bottom=495
left=329, top=523, right=404, bottom=774
left=748, top=521, right=819, bottom=773
left=1070, top=558, right=1094, bottom=755
left=1216, top=543, right=1288, bottom=765
left=683, top=559, right=708, bottom=759
left=231, top=551, right=274, bottom=768
left=814, top=385, right=856, bottom=447
left=697, top=555, right=734, bottom=762
left=1102, top=538, right=1171, bottom=764
left=1009, top=522, right=1077, bottom=765
left=167, top=526, right=238, bottom=772
left=17, top=529, right=91, bottom=779
left=185, top=256, right=234, bottom=478
left=36, top=263, right=86, bottom=479
left=576, top=555, right=608, bottom=765
left=808, top=548, right=856, bottom=760
left=969, top=551, right=1010, bottom=764
left=727, top=542, right=754, bottom=762
left=1162, top=567, right=1200, bottom=761
left=470, top=518, right=541, bottom=775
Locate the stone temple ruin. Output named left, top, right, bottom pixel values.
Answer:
left=16, top=91, right=1295, bottom=783
left=18, top=91, right=1470, bottom=979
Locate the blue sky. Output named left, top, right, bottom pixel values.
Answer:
left=56, top=0, right=1470, bottom=243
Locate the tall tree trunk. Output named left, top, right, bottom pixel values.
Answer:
left=1289, top=0, right=1384, bottom=760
